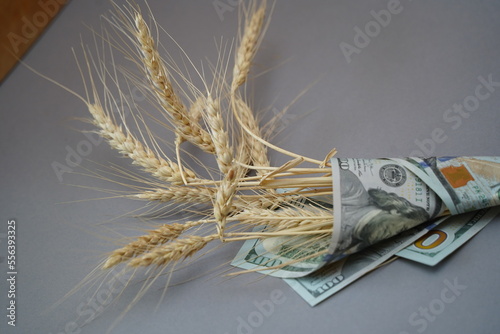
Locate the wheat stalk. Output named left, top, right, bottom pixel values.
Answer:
left=234, top=98, right=270, bottom=174
left=230, top=1, right=271, bottom=176
left=128, top=234, right=219, bottom=267
left=103, top=220, right=202, bottom=268
left=214, top=168, right=240, bottom=239
left=87, top=102, right=196, bottom=183
left=133, top=11, right=215, bottom=154
left=232, top=1, right=267, bottom=91
left=203, top=96, right=234, bottom=174
left=131, top=186, right=215, bottom=204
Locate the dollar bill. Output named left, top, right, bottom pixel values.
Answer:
left=392, top=157, right=500, bottom=215
left=327, top=158, right=446, bottom=263
left=230, top=227, right=330, bottom=278
left=284, top=221, right=443, bottom=306
left=397, top=206, right=500, bottom=266
left=231, top=157, right=500, bottom=280
left=230, top=189, right=333, bottom=278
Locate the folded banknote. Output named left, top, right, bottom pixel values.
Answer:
left=232, top=156, right=500, bottom=278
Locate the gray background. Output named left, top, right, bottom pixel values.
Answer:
left=1, top=1, right=500, bottom=333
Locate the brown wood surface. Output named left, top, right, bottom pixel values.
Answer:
left=0, top=0, right=67, bottom=83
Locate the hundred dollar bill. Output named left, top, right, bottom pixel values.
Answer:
left=230, top=226, right=330, bottom=278
left=397, top=207, right=500, bottom=266
left=327, top=158, right=447, bottom=263
left=231, top=157, right=500, bottom=279
left=284, top=221, right=443, bottom=306
left=392, top=157, right=500, bottom=215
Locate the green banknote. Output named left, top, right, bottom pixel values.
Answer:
left=231, top=156, right=500, bottom=280
left=327, top=158, right=445, bottom=263
left=397, top=207, right=500, bottom=266
left=392, top=157, right=500, bottom=215
left=230, top=227, right=330, bottom=278
left=283, top=222, right=440, bottom=306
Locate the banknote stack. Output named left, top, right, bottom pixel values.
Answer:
left=231, top=156, right=500, bottom=306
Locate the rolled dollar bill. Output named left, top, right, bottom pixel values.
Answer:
left=326, top=156, right=500, bottom=264
left=392, top=157, right=500, bottom=214
left=232, top=156, right=500, bottom=278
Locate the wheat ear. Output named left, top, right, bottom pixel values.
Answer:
left=131, top=186, right=215, bottom=204
left=128, top=234, right=219, bottom=267
left=214, top=168, right=239, bottom=240
left=133, top=11, right=215, bottom=154
left=88, top=103, right=196, bottom=183
left=189, top=94, right=205, bottom=123
left=230, top=1, right=271, bottom=174
left=234, top=98, right=270, bottom=175
left=232, top=1, right=267, bottom=91
left=204, top=96, right=234, bottom=174
left=103, top=221, right=201, bottom=268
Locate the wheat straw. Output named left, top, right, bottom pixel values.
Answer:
left=235, top=206, right=333, bottom=231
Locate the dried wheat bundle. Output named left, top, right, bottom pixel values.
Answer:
left=73, top=0, right=336, bottom=281
left=39, top=1, right=499, bottom=327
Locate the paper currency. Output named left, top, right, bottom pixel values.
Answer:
left=327, top=158, right=446, bottom=263
left=231, top=156, right=500, bottom=280
left=392, top=157, right=500, bottom=215
left=230, top=226, right=329, bottom=278
left=284, top=221, right=442, bottom=306
left=230, top=189, right=333, bottom=278
left=284, top=207, right=499, bottom=305
left=397, top=207, right=500, bottom=266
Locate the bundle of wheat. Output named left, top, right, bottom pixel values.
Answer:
left=72, top=0, right=335, bottom=277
